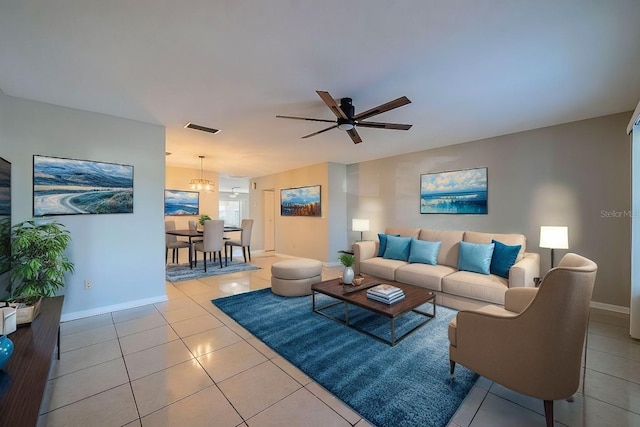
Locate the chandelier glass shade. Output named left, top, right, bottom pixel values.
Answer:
left=190, top=156, right=214, bottom=191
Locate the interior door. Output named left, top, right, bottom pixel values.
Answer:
left=263, top=190, right=275, bottom=252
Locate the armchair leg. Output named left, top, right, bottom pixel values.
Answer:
left=543, top=400, right=553, bottom=427
left=449, top=360, right=455, bottom=376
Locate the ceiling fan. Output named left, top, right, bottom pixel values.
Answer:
left=276, top=90, right=412, bottom=144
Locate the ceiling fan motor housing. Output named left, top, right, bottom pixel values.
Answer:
left=339, top=98, right=355, bottom=118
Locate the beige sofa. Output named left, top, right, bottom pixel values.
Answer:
left=353, top=227, right=540, bottom=310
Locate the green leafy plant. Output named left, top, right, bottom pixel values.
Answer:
left=8, top=220, right=74, bottom=304
left=198, top=214, right=212, bottom=225
left=338, top=253, right=355, bottom=267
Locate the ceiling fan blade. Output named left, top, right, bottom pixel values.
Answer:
left=353, top=96, right=411, bottom=121
left=316, top=91, right=348, bottom=120
left=301, top=124, right=338, bottom=139
left=276, top=115, right=335, bottom=123
left=356, top=121, right=413, bottom=130
left=347, top=128, right=362, bottom=144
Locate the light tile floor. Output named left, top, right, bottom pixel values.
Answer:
left=38, top=252, right=640, bottom=426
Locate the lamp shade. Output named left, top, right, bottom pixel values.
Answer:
left=352, top=219, right=370, bottom=232
left=539, top=226, right=569, bottom=249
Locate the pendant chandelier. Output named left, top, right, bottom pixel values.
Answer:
left=190, top=155, right=214, bottom=191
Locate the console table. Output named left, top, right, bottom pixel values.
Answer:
left=0, top=296, right=64, bottom=426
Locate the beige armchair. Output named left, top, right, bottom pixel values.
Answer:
left=448, top=253, right=597, bottom=427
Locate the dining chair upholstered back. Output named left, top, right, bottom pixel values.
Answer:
left=225, top=219, right=254, bottom=263
left=188, top=220, right=203, bottom=242
left=193, top=220, right=225, bottom=271
left=165, top=220, right=190, bottom=264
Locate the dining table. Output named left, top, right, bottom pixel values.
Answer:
left=166, top=226, right=242, bottom=268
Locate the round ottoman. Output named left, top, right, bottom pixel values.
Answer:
left=271, top=258, right=323, bottom=296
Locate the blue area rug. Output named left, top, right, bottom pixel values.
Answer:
left=212, top=289, right=478, bottom=427
left=165, top=261, right=260, bottom=282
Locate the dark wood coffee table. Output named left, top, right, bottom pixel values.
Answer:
left=311, top=274, right=436, bottom=346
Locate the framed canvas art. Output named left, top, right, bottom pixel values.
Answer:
left=164, top=190, right=199, bottom=216
left=281, top=185, right=321, bottom=217
left=33, top=155, right=134, bottom=216
left=420, top=167, right=488, bottom=214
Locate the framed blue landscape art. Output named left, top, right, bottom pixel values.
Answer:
left=281, top=185, right=321, bottom=217
left=33, top=155, right=134, bottom=216
left=164, top=190, right=199, bottom=216
left=420, top=167, right=488, bottom=214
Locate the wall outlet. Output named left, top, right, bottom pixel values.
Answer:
left=84, top=280, right=92, bottom=290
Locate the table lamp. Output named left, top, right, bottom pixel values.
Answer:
left=352, top=219, right=370, bottom=241
left=539, top=226, right=569, bottom=268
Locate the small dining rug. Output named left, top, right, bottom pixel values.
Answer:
left=165, top=260, right=260, bottom=282
left=212, top=289, right=477, bottom=427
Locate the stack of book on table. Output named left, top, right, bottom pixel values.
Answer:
left=367, top=284, right=405, bottom=304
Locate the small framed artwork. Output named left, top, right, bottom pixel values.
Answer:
left=281, top=185, right=321, bottom=217
left=33, top=155, right=134, bottom=216
left=420, top=167, right=488, bottom=214
left=164, top=190, right=199, bottom=216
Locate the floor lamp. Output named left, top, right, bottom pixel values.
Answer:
left=539, top=226, right=569, bottom=268
left=352, top=219, right=370, bottom=242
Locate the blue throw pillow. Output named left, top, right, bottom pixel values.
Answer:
left=458, top=241, right=495, bottom=275
left=490, top=239, right=521, bottom=279
left=377, top=233, right=400, bottom=257
left=408, top=239, right=441, bottom=265
left=383, top=235, right=412, bottom=261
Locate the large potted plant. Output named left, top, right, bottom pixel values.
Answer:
left=6, top=220, right=74, bottom=323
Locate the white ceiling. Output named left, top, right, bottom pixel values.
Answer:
left=2, top=1, right=639, bottom=185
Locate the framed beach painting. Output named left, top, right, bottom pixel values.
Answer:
left=33, top=155, right=134, bottom=216
left=420, top=167, right=488, bottom=214
left=164, top=190, right=199, bottom=216
left=281, top=185, right=321, bottom=217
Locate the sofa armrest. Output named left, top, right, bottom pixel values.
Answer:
left=509, top=252, right=540, bottom=288
left=504, top=288, right=538, bottom=313
left=353, top=241, right=378, bottom=275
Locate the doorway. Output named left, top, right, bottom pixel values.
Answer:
left=263, top=190, right=275, bottom=252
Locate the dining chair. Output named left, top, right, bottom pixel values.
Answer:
left=193, top=220, right=226, bottom=271
left=225, top=219, right=253, bottom=263
left=165, top=220, right=190, bottom=264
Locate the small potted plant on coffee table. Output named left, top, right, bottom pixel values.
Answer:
left=338, top=253, right=355, bottom=285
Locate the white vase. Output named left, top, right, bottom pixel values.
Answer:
left=342, top=266, right=354, bottom=285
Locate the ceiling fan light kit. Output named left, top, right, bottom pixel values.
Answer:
left=277, top=90, right=412, bottom=144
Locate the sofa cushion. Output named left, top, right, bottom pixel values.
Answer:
left=359, top=258, right=408, bottom=281
left=383, top=235, right=412, bottom=261
left=377, top=233, right=400, bottom=257
left=442, top=271, right=508, bottom=305
left=463, top=231, right=526, bottom=261
left=419, top=229, right=465, bottom=268
left=458, top=241, right=495, bottom=275
left=490, top=239, right=521, bottom=279
left=408, top=239, right=441, bottom=265
left=385, top=227, right=421, bottom=239
left=395, top=263, right=457, bottom=292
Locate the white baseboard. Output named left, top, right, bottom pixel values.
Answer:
left=590, top=301, right=630, bottom=314
left=61, top=294, right=169, bottom=322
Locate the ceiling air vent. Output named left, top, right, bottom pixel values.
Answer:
left=184, top=122, right=221, bottom=134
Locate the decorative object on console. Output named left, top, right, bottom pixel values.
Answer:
left=280, top=185, right=321, bottom=217
left=539, top=226, right=568, bottom=267
left=338, top=253, right=355, bottom=284
left=33, top=155, right=133, bottom=216
left=352, top=218, right=369, bottom=241
left=0, top=334, right=13, bottom=370
left=190, top=155, right=215, bottom=191
left=420, top=167, right=488, bottom=214
left=164, top=189, right=199, bottom=216
left=6, top=220, right=73, bottom=324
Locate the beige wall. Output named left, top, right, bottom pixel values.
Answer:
left=165, top=165, right=219, bottom=230
left=347, top=112, right=632, bottom=309
left=250, top=162, right=347, bottom=262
